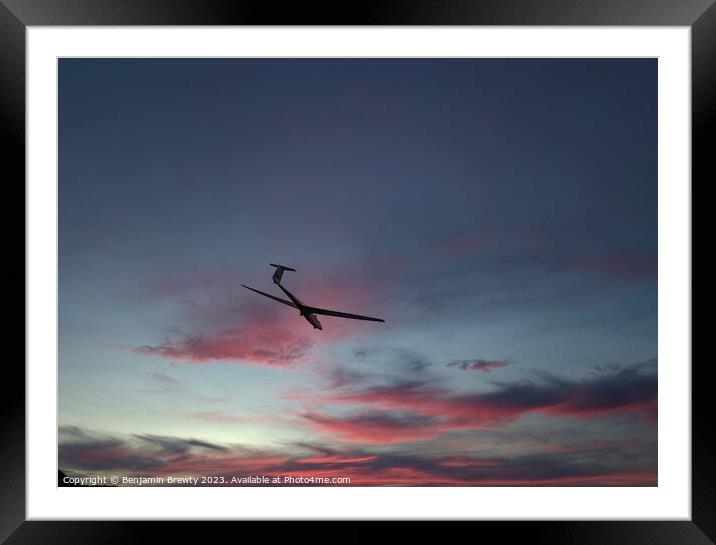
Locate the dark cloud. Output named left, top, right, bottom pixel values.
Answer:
left=323, top=366, right=372, bottom=389
left=59, top=427, right=166, bottom=471
left=351, top=346, right=433, bottom=372
left=58, top=426, right=655, bottom=486
left=297, top=360, right=657, bottom=442
left=133, top=434, right=229, bottom=453
left=447, top=359, right=509, bottom=372
left=58, top=428, right=232, bottom=473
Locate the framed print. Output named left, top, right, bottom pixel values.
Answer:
left=2, top=0, right=711, bottom=543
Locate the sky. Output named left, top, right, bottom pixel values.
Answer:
left=58, top=58, right=657, bottom=486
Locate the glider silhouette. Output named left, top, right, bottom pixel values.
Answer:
left=241, top=264, right=385, bottom=330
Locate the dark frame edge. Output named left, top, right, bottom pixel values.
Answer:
left=0, top=1, right=26, bottom=544
left=692, top=0, right=716, bottom=540
left=3, top=0, right=713, bottom=543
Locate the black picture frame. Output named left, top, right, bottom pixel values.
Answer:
left=2, top=1, right=711, bottom=542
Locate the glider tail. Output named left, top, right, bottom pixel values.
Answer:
left=269, top=263, right=296, bottom=284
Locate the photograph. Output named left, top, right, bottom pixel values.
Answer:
left=57, top=57, right=658, bottom=488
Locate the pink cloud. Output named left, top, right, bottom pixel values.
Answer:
left=301, top=410, right=451, bottom=445
left=298, top=454, right=378, bottom=464
left=135, top=266, right=388, bottom=367
left=136, top=327, right=313, bottom=367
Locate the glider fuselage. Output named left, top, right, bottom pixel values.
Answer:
left=303, top=311, right=323, bottom=330
left=274, top=279, right=323, bottom=330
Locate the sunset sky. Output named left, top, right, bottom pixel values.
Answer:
left=58, top=58, right=657, bottom=486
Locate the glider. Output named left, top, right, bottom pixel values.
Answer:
left=241, top=264, right=385, bottom=330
